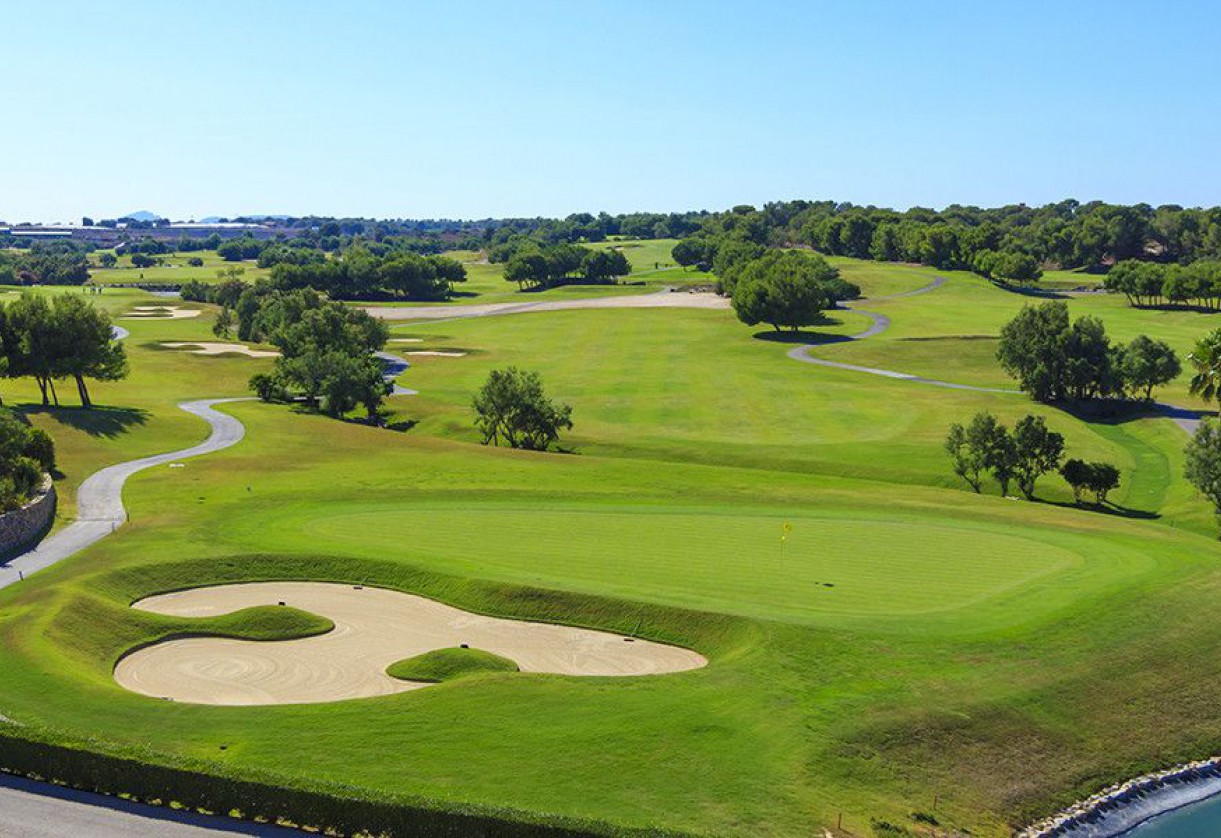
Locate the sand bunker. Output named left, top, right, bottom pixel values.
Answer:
left=114, top=582, right=706, bottom=706
left=161, top=342, right=280, bottom=358
left=405, top=350, right=467, bottom=357
left=123, top=306, right=203, bottom=320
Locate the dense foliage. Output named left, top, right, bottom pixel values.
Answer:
left=241, top=288, right=391, bottom=420
left=502, top=244, right=630, bottom=290
left=0, top=410, right=55, bottom=510
left=996, top=302, right=1178, bottom=402
left=1185, top=420, right=1221, bottom=536
left=728, top=250, right=854, bottom=331
left=0, top=292, right=128, bottom=407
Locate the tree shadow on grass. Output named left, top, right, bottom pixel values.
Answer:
left=751, top=315, right=853, bottom=345
left=1035, top=496, right=1160, bottom=521
left=1051, top=398, right=1208, bottom=428
left=18, top=405, right=149, bottom=439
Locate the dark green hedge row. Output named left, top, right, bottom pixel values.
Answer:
left=0, top=729, right=684, bottom=838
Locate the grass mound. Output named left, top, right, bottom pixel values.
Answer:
left=387, top=647, right=519, bottom=683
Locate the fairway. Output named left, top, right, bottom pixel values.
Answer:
left=3, top=255, right=1221, bottom=837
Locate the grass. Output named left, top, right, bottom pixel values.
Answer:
left=387, top=647, right=519, bottom=683
left=1, top=260, right=1220, bottom=836
left=87, top=250, right=269, bottom=286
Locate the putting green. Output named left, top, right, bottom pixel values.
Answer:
left=225, top=503, right=1146, bottom=628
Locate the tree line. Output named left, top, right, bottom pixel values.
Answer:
left=0, top=293, right=128, bottom=407
left=502, top=244, right=631, bottom=290
left=671, top=200, right=1221, bottom=287
left=1104, top=259, right=1221, bottom=310
left=945, top=412, right=1119, bottom=504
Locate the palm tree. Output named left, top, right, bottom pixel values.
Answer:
left=1188, top=329, right=1221, bottom=406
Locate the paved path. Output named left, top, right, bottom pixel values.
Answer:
left=361, top=289, right=730, bottom=322
left=787, top=276, right=1207, bottom=433
left=0, top=773, right=302, bottom=836
left=0, top=399, right=249, bottom=591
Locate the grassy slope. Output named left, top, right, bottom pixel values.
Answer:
left=0, top=263, right=1219, bottom=836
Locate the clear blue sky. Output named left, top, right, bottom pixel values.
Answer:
left=3, top=1, right=1218, bottom=222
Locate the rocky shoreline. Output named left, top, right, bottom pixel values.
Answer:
left=1019, top=757, right=1221, bottom=837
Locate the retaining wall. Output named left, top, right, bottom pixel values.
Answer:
left=0, top=476, right=56, bottom=556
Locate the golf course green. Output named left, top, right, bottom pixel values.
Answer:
left=2, top=255, right=1220, bottom=836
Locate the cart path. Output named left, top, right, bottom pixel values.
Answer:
left=787, top=276, right=1206, bottom=433
left=361, top=288, right=730, bottom=322
left=0, top=773, right=303, bottom=836
left=0, top=398, right=249, bottom=590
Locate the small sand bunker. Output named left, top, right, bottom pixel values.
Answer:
left=114, top=582, right=706, bottom=706
left=405, top=350, right=467, bottom=357
left=161, top=342, right=280, bottom=358
left=123, top=306, right=202, bottom=320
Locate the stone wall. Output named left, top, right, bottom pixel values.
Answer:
left=0, top=476, right=56, bottom=557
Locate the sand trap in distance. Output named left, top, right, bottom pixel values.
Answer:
left=161, top=342, right=280, bottom=358
left=123, top=306, right=202, bottom=320
left=114, top=582, right=706, bottom=706
left=405, top=350, right=467, bottom=357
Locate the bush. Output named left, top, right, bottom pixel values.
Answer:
left=187, top=256, right=204, bottom=267
left=25, top=428, right=55, bottom=472
left=249, top=373, right=290, bottom=404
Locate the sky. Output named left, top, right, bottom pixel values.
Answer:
left=2, top=1, right=1218, bottom=222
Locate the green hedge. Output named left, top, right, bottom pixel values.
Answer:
left=0, top=728, right=686, bottom=837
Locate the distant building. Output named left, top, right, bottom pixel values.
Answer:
left=0, top=223, right=284, bottom=245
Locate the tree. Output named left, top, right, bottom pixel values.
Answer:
left=319, top=354, right=391, bottom=421
left=48, top=295, right=128, bottom=407
left=2, top=293, right=60, bottom=405
left=1061, top=459, right=1092, bottom=504
left=1185, top=420, right=1221, bottom=535
left=213, top=307, right=235, bottom=339
left=730, top=251, right=841, bottom=332
left=1011, top=415, right=1065, bottom=499
left=1086, top=462, right=1120, bottom=503
left=945, top=412, right=1009, bottom=493
left=997, top=302, right=1070, bottom=401
left=945, top=422, right=984, bottom=492
left=1188, top=328, right=1221, bottom=406
left=472, top=367, right=573, bottom=451
left=98, top=252, right=118, bottom=268
left=1121, top=335, right=1181, bottom=400
left=580, top=249, right=631, bottom=284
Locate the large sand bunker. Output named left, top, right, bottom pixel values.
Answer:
left=123, top=306, right=202, bottom=320
left=161, top=342, right=280, bottom=358
left=114, top=582, right=706, bottom=706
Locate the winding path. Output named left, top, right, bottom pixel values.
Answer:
left=0, top=399, right=249, bottom=591
left=361, top=288, right=729, bottom=323
left=786, top=277, right=1207, bottom=433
